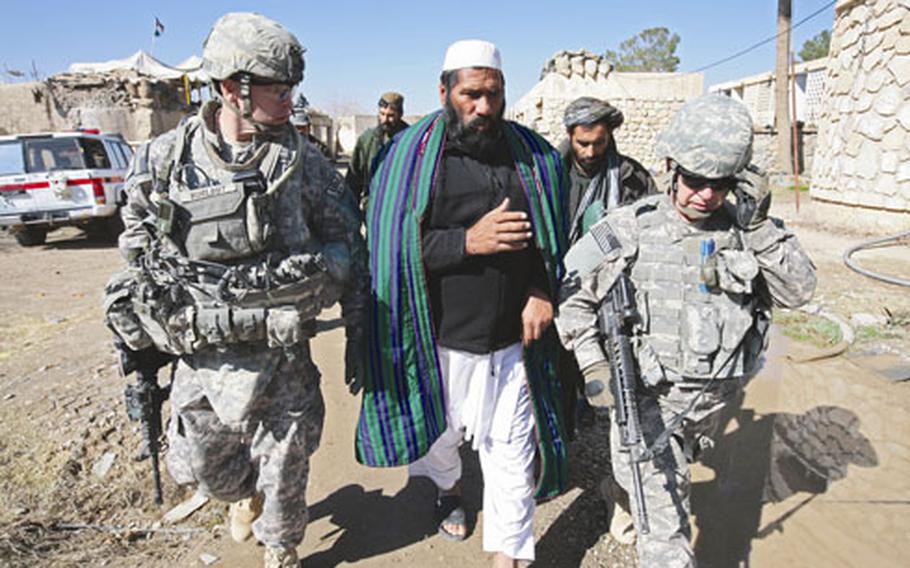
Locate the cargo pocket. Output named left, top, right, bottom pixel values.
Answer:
left=721, top=307, right=754, bottom=351
left=166, top=413, right=197, bottom=485
left=682, top=303, right=721, bottom=375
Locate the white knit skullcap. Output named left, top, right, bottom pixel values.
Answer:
left=442, top=39, right=502, bottom=72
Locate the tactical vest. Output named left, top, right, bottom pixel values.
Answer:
left=630, top=204, right=768, bottom=385
left=164, top=118, right=306, bottom=263
left=105, top=111, right=342, bottom=355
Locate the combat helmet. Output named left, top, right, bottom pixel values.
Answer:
left=655, top=93, right=753, bottom=179
left=202, top=12, right=305, bottom=129
left=203, top=12, right=304, bottom=85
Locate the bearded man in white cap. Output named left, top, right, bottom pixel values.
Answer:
left=352, top=39, right=570, bottom=567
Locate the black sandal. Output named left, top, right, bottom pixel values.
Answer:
left=435, top=494, right=467, bottom=542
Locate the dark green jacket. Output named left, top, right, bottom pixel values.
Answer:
left=345, top=122, right=408, bottom=207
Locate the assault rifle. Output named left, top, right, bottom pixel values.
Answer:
left=115, top=338, right=174, bottom=504
left=598, top=272, right=651, bottom=535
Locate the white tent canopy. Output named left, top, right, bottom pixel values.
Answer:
left=68, top=50, right=208, bottom=82
left=175, top=55, right=203, bottom=70
left=174, top=55, right=207, bottom=82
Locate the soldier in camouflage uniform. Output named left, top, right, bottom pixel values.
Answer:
left=555, top=94, right=816, bottom=567
left=103, top=12, right=367, bottom=568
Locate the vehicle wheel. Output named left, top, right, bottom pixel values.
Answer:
left=14, top=227, right=48, bottom=247
left=86, top=214, right=124, bottom=243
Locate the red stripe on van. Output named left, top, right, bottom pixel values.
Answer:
left=0, top=178, right=101, bottom=192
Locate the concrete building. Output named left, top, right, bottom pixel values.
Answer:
left=334, top=114, right=423, bottom=157
left=710, top=58, right=828, bottom=175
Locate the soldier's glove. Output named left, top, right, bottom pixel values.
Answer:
left=733, top=164, right=771, bottom=231
left=344, top=329, right=365, bottom=395
left=582, top=362, right=614, bottom=409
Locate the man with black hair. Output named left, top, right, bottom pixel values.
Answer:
left=561, top=96, right=656, bottom=244
left=557, top=99, right=657, bottom=523
left=355, top=40, right=569, bottom=568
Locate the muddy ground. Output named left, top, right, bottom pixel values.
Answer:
left=1, top=192, right=908, bottom=567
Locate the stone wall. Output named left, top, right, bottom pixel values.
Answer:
left=509, top=50, right=703, bottom=170
left=0, top=72, right=190, bottom=142
left=810, top=0, right=910, bottom=224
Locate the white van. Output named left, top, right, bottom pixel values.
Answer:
left=0, top=130, right=133, bottom=246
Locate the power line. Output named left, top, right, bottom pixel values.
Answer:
left=691, top=0, right=836, bottom=73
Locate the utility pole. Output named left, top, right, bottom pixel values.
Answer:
left=775, top=0, right=792, bottom=175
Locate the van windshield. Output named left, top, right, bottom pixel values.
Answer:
left=0, top=141, right=25, bottom=176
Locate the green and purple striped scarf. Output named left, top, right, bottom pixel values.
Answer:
left=355, top=111, right=569, bottom=498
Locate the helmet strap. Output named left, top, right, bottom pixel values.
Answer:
left=214, top=74, right=287, bottom=136
left=239, top=73, right=253, bottom=122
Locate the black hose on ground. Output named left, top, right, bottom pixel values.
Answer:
left=842, top=230, right=910, bottom=288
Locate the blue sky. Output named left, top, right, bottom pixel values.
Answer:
left=0, top=1, right=834, bottom=115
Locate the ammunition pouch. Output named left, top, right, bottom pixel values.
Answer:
left=104, top=258, right=336, bottom=356
left=266, top=307, right=306, bottom=348
left=712, top=249, right=759, bottom=295
left=186, top=301, right=324, bottom=351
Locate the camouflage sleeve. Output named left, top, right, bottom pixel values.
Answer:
left=118, top=130, right=178, bottom=261
left=556, top=214, right=636, bottom=371
left=742, top=217, right=817, bottom=309
left=302, top=147, right=369, bottom=335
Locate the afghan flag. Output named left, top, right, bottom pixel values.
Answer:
left=153, top=17, right=165, bottom=37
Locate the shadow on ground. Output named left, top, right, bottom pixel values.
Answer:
left=303, top=446, right=484, bottom=566
left=42, top=232, right=119, bottom=251
left=535, top=409, right=618, bottom=567
left=694, top=403, right=878, bottom=567
left=535, top=394, right=878, bottom=567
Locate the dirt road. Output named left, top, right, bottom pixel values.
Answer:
left=1, top=194, right=908, bottom=567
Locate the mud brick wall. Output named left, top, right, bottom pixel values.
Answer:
left=509, top=50, right=703, bottom=172
left=0, top=74, right=189, bottom=142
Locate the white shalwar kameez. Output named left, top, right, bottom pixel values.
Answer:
left=408, top=342, right=538, bottom=561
